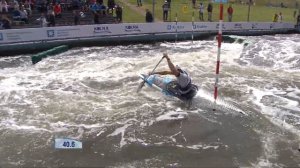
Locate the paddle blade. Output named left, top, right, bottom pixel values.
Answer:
left=136, top=81, right=145, bottom=93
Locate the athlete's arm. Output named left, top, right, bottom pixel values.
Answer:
left=163, top=53, right=180, bottom=77
left=151, top=71, right=173, bottom=75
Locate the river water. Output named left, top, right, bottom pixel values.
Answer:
left=0, top=34, right=299, bottom=167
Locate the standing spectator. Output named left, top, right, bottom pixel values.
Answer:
left=36, top=13, right=48, bottom=27
left=278, top=12, right=283, bottom=22
left=107, top=0, right=115, bottom=14
left=162, top=1, right=169, bottom=22
left=137, top=0, right=142, bottom=7
left=13, top=0, right=19, bottom=11
left=99, top=3, right=106, bottom=15
left=47, top=11, right=55, bottom=26
left=199, top=2, right=204, bottom=21
left=294, top=10, right=297, bottom=19
left=273, top=13, right=278, bottom=22
left=192, top=0, right=196, bottom=9
left=90, top=1, right=99, bottom=13
left=297, top=14, right=300, bottom=26
left=73, top=10, right=80, bottom=25
left=47, top=2, right=53, bottom=12
left=207, top=2, right=213, bottom=22
left=115, top=4, right=122, bottom=23
left=167, top=0, right=171, bottom=21
left=0, top=0, right=8, bottom=13
left=47, top=2, right=55, bottom=18
left=145, top=9, right=153, bottom=22
left=0, top=14, right=11, bottom=29
left=24, top=0, right=32, bottom=15
left=54, top=3, right=62, bottom=18
left=227, top=4, right=233, bottom=22
left=19, top=6, right=29, bottom=24
left=91, top=2, right=100, bottom=24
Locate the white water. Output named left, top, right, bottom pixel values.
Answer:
left=0, top=34, right=299, bottom=167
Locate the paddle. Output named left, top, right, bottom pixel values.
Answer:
left=136, top=57, right=165, bottom=93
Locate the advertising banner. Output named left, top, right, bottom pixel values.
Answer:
left=0, top=22, right=295, bottom=44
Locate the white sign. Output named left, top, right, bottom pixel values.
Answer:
left=0, top=22, right=295, bottom=44
left=55, top=138, right=82, bottom=149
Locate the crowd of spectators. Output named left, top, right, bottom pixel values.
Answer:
left=0, top=0, right=122, bottom=29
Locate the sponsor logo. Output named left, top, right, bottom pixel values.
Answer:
left=234, top=23, right=243, bottom=29
left=0, top=33, right=3, bottom=41
left=125, top=25, right=141, bottom=32
left=167, top=25, right=185, bottom=30
left=94, top=26, right=111, bottom=33
left=216, top=23, right=226, bottom=29
left=47, top=30, right=55, bottom=37
left=193, top=25, right=208, bottom=29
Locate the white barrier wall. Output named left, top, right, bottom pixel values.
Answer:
left=0, top=22, right=295, bottom=44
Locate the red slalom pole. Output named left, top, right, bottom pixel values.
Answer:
left=213, top=1, right=224, bottom=110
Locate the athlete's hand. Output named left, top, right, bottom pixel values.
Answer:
left=162, top=53, right=169, bottom=60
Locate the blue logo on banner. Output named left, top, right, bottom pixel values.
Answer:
left=234, top=23, right=243, bottom=29
left=0, top=33, right=3, bottom=41
left=125, top=25, right=141, bottom=32
left=214, top=0, right=228, bottom=3
left=193, top=25, right=208, bottom=29
left=167, top=25, right=185, bottom=30
left=47, top=30, right=55, bottom=37
left=94, top=26, right=111, bottom=33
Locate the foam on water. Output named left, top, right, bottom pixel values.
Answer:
left=156, top=111, right=188, bottom=121
left=107, top=124, right=132, bottom=148
left=249, top=86, right=300, bottom=136
left=240, top=34, right=300, bottom=71
left=0, top=37, right=297, bottom=134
